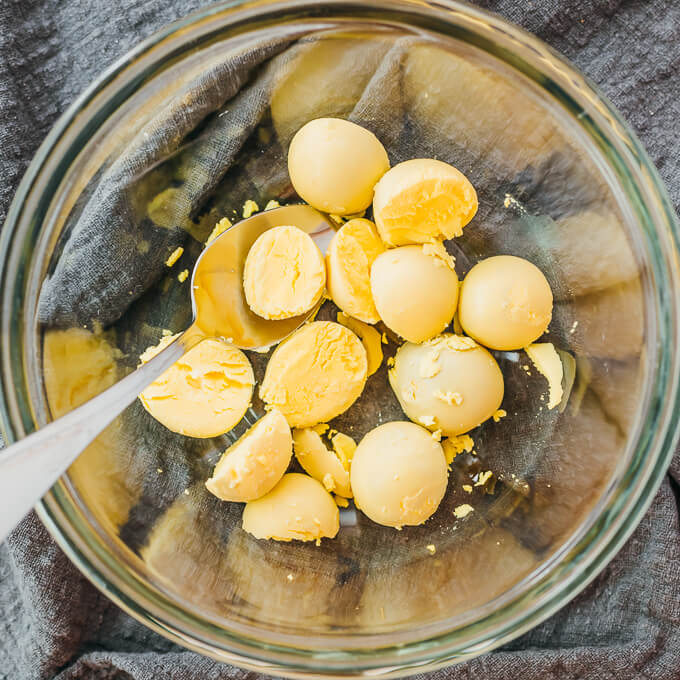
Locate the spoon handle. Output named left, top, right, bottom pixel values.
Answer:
left=0, top=325, right=203, bottom=542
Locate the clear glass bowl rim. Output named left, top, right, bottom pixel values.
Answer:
left=1, top=0, right=679, bottom=677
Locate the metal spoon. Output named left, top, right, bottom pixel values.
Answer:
left=0, top=205, right=336, bottom=541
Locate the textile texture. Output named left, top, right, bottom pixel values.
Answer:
left=1, top=1, right=679, bottom=679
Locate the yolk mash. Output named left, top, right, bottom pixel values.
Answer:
left=145, top=116, right=561, bottom=545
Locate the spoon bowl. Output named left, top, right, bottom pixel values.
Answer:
left=191, top=204, right=336, bottom=349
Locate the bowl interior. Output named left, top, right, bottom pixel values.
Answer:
left=6, top=0, right=659, bottom=661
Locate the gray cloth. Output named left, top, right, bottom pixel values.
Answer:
left=1, top=1, right=679, bottom=680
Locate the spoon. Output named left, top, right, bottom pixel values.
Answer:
left=0, top=204, right=336, bottom=541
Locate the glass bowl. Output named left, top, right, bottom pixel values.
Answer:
left=1, top=0, right=679, bottom=677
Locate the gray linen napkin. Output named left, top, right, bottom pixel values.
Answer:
left=1, top=1, right=679, bottom=679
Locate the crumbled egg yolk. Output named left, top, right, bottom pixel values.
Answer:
left=205, top=217, right=232, bottom=245
left=524, top=342, right=564, bottom=409
left=242, top=199, right=259, bottom=218
left=441, top=434, right=474, bottom=465
left=453, top=503, right=474, bottom=519
left=165, top=246, right=183, bottom=267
